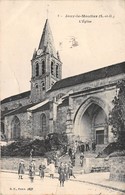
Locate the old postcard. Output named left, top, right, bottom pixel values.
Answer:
left=1, top=0, right=125, bottom=195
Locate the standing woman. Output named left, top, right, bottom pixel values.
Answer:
left=18, top=159, right=25, bottom=179
left=58, top=162, right=66, bottom=187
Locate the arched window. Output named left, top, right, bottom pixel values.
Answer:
left=42, top=81, right=45, bottom=90
left=40, top=114, right=46, bottom=132
left=42, top=61, right=45, bottom=75
left=11, top=116, right=21, bottom=140
left=35, top=83, right=38, bottom=89
left=51, top=61, right=54, bottom=75
left=36, top=63, right=39, bottom=76
left=56, top=64, right=59, bottom=78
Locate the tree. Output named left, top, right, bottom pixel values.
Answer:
left=109, top=79, right=125, bottom=144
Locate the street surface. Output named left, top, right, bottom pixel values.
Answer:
left=0, top=172, right=124, bottom=195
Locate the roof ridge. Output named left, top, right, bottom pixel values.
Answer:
left=50, top=61, right=125, bottom=91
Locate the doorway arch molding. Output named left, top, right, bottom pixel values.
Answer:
left=73, top=96, right=109, bottom=134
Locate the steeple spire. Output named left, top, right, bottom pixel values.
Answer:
left=38, top=19, right=56, bottom=57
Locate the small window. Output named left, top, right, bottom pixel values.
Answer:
left=36, top=84, right=38, bottom=89
left=56, top=65, right=59, bottom=78
left=42, top=81, right=45, bottom=90
left=42, top=61, right=45, bottom=75
left=36, top=63, right=39, bottom=76
left=51, top=61, right=54, bottom=75
left=51, top=81, right=55, bottom=86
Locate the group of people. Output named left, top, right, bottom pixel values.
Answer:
left=18, top=157, right=76, bottom=186
left=18, top=159, right=36, bottom=182
left=68, top=140, right=96, bottom=155
left=68, top=140, right=96, bottom=168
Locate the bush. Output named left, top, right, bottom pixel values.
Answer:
left=1, top=133, right=68, bottom=157
left=97, top=142, right=125, bottom=158
left=109, top=150, right=125, bottom=157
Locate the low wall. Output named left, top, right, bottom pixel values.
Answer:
left=109, top=156, right=125, bottom=182
left=84, top=157, right=109, bottom=173
left=0, top=157, right=45, bottom=172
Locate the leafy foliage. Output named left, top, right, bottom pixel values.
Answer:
left=109, top=80, right=125, bottom=143
left=1, top=133, right=68, bottom=157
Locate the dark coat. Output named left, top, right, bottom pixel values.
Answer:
left=29, top=164, right=35, bottom=177
left=39, top=164, right=46, bottom=177
left=18, top=162, right=25, bottom=174
left=58, top=166, right=65, bottom=181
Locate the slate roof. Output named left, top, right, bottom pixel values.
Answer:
left=4, top=103, right=36, bottom=116
left=50, top=61, right=125, bottom=92
left=3, top=102, right=50, bottom=116
left=38, top=19, right=57, bottom=57
left=1, top=91, right=30, bottom=104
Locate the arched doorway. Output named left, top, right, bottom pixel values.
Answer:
left=11, top=116, right=21, bottom=140
left=74, top=97, right=108, bottom=145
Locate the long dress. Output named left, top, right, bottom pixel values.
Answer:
left=18, top=162, right=25, bottom=175
left=48, top=163, right=55, bottom=178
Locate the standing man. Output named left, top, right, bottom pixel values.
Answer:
left=68, top=161, right=76, bottom=179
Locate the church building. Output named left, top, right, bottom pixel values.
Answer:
left=1, top=19, right=125, bottom=149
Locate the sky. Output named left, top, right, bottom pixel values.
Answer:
left=0, top=0, right=125, bottom=100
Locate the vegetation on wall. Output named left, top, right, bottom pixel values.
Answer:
left=109, top=79, right=125, bottom=144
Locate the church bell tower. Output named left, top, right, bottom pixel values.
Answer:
left=30, top=19, right=62, bottom=103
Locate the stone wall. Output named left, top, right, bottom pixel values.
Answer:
left=109, top=156, right=125, bottom=182
left=55, top=105, right=68, bottom=133
left=0, top=157, right=44, bottom=172
left=84, top=157, right=109, bottom=173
